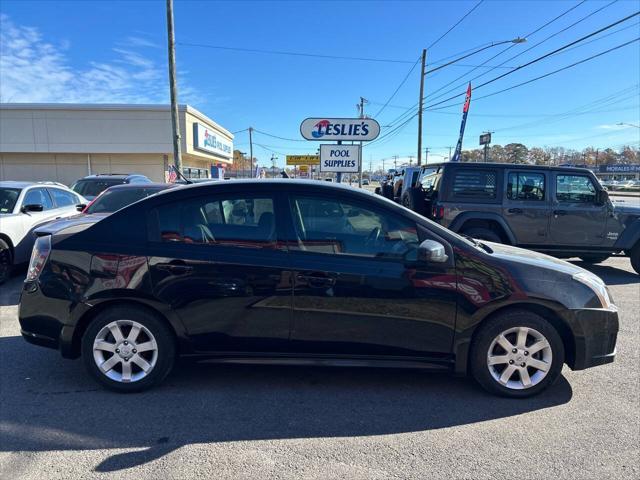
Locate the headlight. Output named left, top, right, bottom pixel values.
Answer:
left=573, top=272, right=615, bottom=309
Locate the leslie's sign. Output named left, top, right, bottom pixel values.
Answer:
left=300, top=118, right=380, bottom=141
left=193, top=123, right=233, bottom=158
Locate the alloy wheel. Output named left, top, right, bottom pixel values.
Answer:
left=486, top=326, right=553, bottom=390
left=92, top=320, right=158, bottom=383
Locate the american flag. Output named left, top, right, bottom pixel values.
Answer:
left=168, top=165, right=178, bottom=183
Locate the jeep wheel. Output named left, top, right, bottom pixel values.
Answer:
left=461, top=227, right=501, bottom=243
left=630, top=244, right=640, bottom=275
left=470, top=309, right=564, bottom=398
left=579, top=255, right=609, bottom=264
left=401, top=189, right=425, bottom=215
left=0, top=239, right=12, bottom=285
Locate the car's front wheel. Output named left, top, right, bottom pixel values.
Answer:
left=470, top=310, right=564, bottom=398
left=81, top=305, right=175, bottom=392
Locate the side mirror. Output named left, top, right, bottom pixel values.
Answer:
left=21, top=204, right=44, bottom=213
left=596, top=190, right=609, bottom=206
left=418, top=239, right=449, bottom=263
left=76, top=204, right=87, bottom=212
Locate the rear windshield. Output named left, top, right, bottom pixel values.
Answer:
left=72, top=179, right=123, bottom=198
left=86, top=187, right=165, bottom=214
left=0, top=188, right=21, bottom=214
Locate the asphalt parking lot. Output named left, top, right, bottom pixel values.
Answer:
left=1, top=258, right=638, bottom=480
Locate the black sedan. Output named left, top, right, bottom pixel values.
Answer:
left=19, top=180, right=618, bottom=397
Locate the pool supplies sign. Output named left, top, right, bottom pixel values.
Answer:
left=193, top=123, right=233, bottom=159
left=300, top=118, right=380, bottom=141
left=320, top=144, right=360, bottom=173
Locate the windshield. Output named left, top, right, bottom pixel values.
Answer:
left=0, top=188, right=21, bottom=214
left=72, top=179, right=122, bottom=198
left=86, top=187, right=165, bottom=214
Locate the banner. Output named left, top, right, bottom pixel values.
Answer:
left=451, top=82, right=472, bottom=162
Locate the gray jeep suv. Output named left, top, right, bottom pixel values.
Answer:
left=401, top=162, right=640, bottom=274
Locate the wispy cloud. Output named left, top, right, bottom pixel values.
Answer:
left=0, top=14, right=199, bottom=105
left=597, top=123, right=628, bottom=130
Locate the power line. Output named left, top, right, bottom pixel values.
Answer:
left=177, top=42, right=416, bottom=64
left=424, top=10, right=640, bottom=110
left=373, top=56, right=421, bottom=118
left=423, top=0, right=589, bottom=105
left=427, top=0, right=484, bottom=50
left=252, top=128, right=307, bottom=142
left=425, top=0, right=616, bottom=105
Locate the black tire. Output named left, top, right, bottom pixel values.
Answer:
left=382, top=184, right=394, bottom=200
left=81, top=305, right=175, bottom=393
left=461, top=227, right=502, bottom=243
left=0, top=239, right=13, bottom=285
left=579, top=254, right=610, bottom=264
left=630, top=244, right=640, bottom=275
left=374, top=187, right=381, bottom=195
left=401, top=188, right=426, bottom=215
left=470, top=309, right=564, bottom=398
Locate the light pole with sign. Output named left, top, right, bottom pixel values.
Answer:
left=480, top=132, right=492, bottom=163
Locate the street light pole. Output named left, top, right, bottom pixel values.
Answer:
left=166, top=0, right=182, bottom=174
left=249, top=127, right=254, bottom=178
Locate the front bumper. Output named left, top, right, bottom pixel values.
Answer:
left=567, top=307, right=618, bottom=370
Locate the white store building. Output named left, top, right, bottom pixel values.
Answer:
left=0, top=103, right=234, bottom=185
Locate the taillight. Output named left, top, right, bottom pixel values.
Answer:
left=26, top=235, right=51, bottom=282
left=431, top=205, right=445, bottom=220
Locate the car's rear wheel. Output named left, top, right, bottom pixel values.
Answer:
left=461, top=227, right=501, bottom=243
left=81, top=306, right=175, bottom=392
left=470, top=310, right=564, bottom=398
left=579, top=254, right=609, bottom=264
left=0, top=239, right=12, bottom=285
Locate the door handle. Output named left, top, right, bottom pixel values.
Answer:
left=156, top=262, right=193, bottom=275
left=507, top=208, right=523, bottom=214
left=296, top=273, right=336, bottom=287
left=553, top=210, right=568, bottom=216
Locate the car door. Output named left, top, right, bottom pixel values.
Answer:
left=285, top=192, right=457, bottom=358
left=549, top=172, right=607, bottom=245
left=502, top=170, right=550, bottom=246
left=147, top=191, right=294, bottom=353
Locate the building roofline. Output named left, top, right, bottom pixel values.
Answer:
left=0, top=102, right=233, bottom=139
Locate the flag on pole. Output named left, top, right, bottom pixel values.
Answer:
left=451, top=82, right=472, bottom=162
left=168, top=165, right=178, bottom=183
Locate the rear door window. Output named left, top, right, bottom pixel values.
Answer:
left=507, top=172, right=546, bottom=201
left=451, top=169, right=497, bottom=200
left=149, top=195, right=277, bottom=248
left=49, top=188, right=80, bottom=208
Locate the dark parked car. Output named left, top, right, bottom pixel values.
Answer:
left=71, top=173, right=152, bottom=201
left=19, top=180, right=618, bottom=397
left=34, top=183, right=178, bottom=236
left=400, top=162, right=640, bottom=274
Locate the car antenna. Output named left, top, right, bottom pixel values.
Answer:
left=174, top=167, right=192, bottom=184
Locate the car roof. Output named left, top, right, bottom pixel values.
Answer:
left=0, top=180, right=68, bottom=189
left=78, top=174, right=144, bottom=180
left=421, top=161, right=595, bottom=174
left=103, top=182, right=175, bottom=191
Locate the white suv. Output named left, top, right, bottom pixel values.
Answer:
left=0, top=181, right=86, bottom=283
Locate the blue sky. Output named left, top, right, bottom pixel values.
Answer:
left=1, top=0, right=639, bottom=169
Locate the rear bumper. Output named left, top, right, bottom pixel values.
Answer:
left=19, top=281, right=80, bottom=358
left=567, top=307, right=618, bottom=370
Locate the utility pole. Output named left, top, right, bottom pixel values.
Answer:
left=448, top=146, right=453, bottom=161
left=409, top=156, right=414, bottom=166
left=249, top=127, right=254, bottom=178
left=358, top=96, right=367, bottom=188
left=393, top=155, right=398, bottom=170
left=166, top=0, right=182, bottom=174
left=424, top=148, right=430, bottom=164
left=270, top=154, right=277, bottom=178
left=417, top=48, right=427, bottom=166
left=595, top=148, right=599, bottom=168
